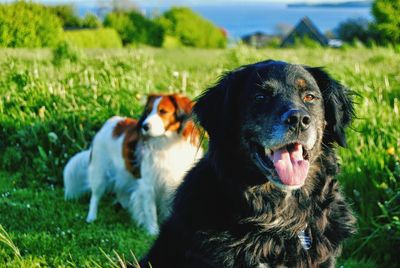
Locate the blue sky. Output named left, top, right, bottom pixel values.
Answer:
left=14, top=0, right=367, bottom=4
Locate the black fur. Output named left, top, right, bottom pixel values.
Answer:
left=139, top=60, right=356, bottom=268
left=304, top=67, right=354, bottom=147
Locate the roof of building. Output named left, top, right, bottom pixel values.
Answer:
left=281, top=16, right=329, bottom=47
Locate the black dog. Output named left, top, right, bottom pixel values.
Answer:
left=140, top=60, right=356, bottom=267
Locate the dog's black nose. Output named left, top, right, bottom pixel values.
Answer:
left=142, top=123, right=150, bottom=132
left=283, top=110, right=311, bottom=131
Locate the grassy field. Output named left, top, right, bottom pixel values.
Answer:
left=0, top=46, right=399, bottom=267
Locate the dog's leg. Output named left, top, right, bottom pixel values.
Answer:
left=114, top=169, right=138, bottom=209
left=158, top=187, right=173, bottom=223
left=129, top=181, right=159, bottom=235
left=86, top=159, right=109, bottom=223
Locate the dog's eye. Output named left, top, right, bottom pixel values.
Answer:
left=255, top=94, right=268, bottom=102
left=159, top=109, right=168, bottom=114
left=303, top=94, right=316, bottom=102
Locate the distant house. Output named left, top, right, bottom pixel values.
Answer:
left=281, top=17, right=329, bottom=47
left=242, top=32, right=278, bottom=48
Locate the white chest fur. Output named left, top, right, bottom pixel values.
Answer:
left=130, top=131, right=203, bottom=235
left=140, top=133, right=202, bottom=187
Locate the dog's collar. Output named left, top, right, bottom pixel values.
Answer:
left=298, top=227, right=312, bottom=250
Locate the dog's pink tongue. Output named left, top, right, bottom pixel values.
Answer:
left=272, top=144, right=309, bottom=186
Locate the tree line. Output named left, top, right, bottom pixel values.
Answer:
left=0, top=1, right=227, bottom=49
left=336, top=0, right=399, bottom=46
left=0, top=0, right=398, bottom=48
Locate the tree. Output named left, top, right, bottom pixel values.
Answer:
left=81, top=13, right=102, bottom=29
left=0, top=1, right=63, bottom=47
left=372, top=0, right=400, bottom=45
left=335, top=17, right=372, bottom=43
left=48, top=5, right=81, bottom=28
left=104, top=11, right=164, bottom=47
left=158, top=7, right=227, bottom=48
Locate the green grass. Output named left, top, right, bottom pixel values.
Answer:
left=0, top=46, right=399, bottom=267
left=0, top=172, right=153, bottom=267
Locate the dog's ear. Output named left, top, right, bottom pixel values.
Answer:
left=171, top=95, right=202, bottom=145
left=170, top=94, right=193, bottom=122
left=170, top=94, right=194, bottom=133
left=306, top=67, right=354, bottom=147
left=193, top=70, right=244, bottom=142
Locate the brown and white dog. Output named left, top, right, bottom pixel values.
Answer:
left=63, top=94, right=203, bottom=235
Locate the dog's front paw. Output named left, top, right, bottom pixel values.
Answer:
left=86, top=214, right=97, bottom=223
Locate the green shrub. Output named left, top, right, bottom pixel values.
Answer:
left=49, top=5, right=102, bottom=29
left=0, top=1, right=63, bottom=47
left=162, top=35, right=183, bottom=48
left=372, top=0, right=400, bottom=45
left=52, top=41, right=80, bottom=66
left=48, top=4, right=81, bottom=28
left=335, top=17, right=374, bottom=44
left=104, top=11, right=164, bottom=47
left=158, top=7, right=227, bottom=48
left=103, top=12, right=133, bottom=45
left=64, top=28, right=123, bottom=48
left=81, top=13, right=102, bottom=29
left=264, top=37, right=282, bottom=48
left=289, top=35, right=322, bottom=48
